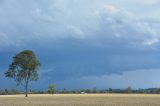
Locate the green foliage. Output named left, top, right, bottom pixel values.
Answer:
left=48, top=84, right=56, bottom=94
left=126, top=86, right=132, bottom=93
left=62, top=88, right=67, bottom=93
left=4, top=50, right=40, bottom=97
left=93, top=87, right=97, bottom=93
left=109, top=88, right=113, bottom=93
left=0, top=89, right=20, bottom=95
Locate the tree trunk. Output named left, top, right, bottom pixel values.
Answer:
left=25, top=85, right=28, bottom=97
left=25, top=82, right=28, bottom=97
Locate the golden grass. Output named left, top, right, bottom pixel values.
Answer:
left=0, top=94, right=160, bottom=106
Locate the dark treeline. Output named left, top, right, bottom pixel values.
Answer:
left=1, top=87, right=160, bottom=95
left=57, top=88, right=160, bottom=94
left=0, top=89, right=20, bottom=95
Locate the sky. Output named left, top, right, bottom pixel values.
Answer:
left=0, top=0, right=160, bottom=90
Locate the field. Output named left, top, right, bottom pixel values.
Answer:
left=0, top=94, right=160, bottom=106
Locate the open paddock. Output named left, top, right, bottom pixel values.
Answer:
left=0, top=94, right=160, bottom=106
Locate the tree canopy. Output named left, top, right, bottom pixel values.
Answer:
left=48, top=84, right=56, bottom=94
left=5, top=50, right=40, bottom=97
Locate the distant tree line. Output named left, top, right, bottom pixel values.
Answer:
left=56, top=87, right=160, bottom=94
left=1, top=87, right=160, bottom=95
left=0, top=89, right=21, bottom=95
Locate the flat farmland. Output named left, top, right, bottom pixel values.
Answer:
left=0, top=94, right=160, bottom=106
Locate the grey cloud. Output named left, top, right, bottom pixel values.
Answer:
left=0, top=0, right=160, bottom=82
left=38, top=38, right=160, bottom=81
left=0, top=0, right=159, bottom=48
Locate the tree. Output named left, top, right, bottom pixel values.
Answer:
left=93, top=87, right=97, bottom=93
left=85, top=89, right=92, bottom=93
left=5, top=50, right=40, bottom=97
left=156, top=88, right=160, bottom=94
left=126, top=86, right=132, bottom=93
left=62, top=88, right=67, bottom=93
left=48, top=84, right=56, bottom=94
left=108, top=88, right=113, bottom=93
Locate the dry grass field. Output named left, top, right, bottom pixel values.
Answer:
left=0, top=94, right=160, bottom=106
